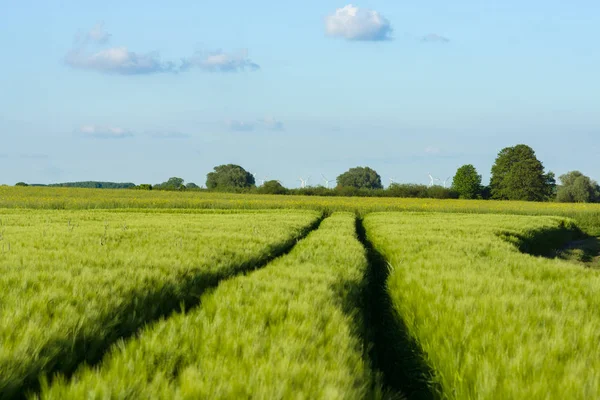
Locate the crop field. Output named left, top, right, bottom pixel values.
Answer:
left=1, top=187, right=599, bottom=399
left=364, top=213, right=600, bottom=399
left=0, top=208, right=321, bottom=398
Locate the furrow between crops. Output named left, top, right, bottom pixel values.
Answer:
left=14, top=213, right=326, bottom=400
left=356, top=217, right=439, bottom=400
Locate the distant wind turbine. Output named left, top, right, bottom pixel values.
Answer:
left=428, top=173, right=435, bottom=187
left=321, top=174, right=334, bottom=189
left=298, top=177, right=308, bottom=189
left=442, top=176, right=453, bottom=188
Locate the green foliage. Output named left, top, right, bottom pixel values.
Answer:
left=452, top=164, right=482, bottom=199
left=556, top=171, right=600, bottom=203
left=337, top=166, right=383, bottom=190
left=185, top=182, right=200, bottom=190
left=154, top=177, right=186, bottom=191
left=40, top=213, right=376, bottom=399
left=0, top=209, right=320, bottom=398
left=133, top=184, right=153, bottom=191
left=206, top=164, right=255, bottom=190
left=257, top=180, right=288, bottom=195
left=14, top=182, right=29, bottom=187
left=490, top=144, right=555, bottom=201
left=366, top=212, right=600, bottom=399
left=43, top=182, right=136, bottom=189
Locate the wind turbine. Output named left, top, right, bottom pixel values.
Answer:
left=321, top=174, right=334, bottom=189
left=442, top=176, right=452, bottom=188
left=259, top=176, right=268, bottom=186
left=389, top=177, right=397, bottom=185
left=298, top=177, right=307, bottom=189
left=428, top=173, right=435, bottom=187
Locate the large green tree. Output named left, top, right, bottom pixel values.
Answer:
left=556, top=171, right=600, bottom=203
left=336, top=167, right=383, bottom=190
left=490, top=144, right=555, bottom=201
left=206, top=164, right=255, bottom=190
left=452, top=164, right=482, bottom=199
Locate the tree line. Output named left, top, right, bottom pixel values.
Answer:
left=12, top=144, right=599, bottom=203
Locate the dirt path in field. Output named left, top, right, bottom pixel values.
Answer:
left=354, top=218, right=439, bottom=400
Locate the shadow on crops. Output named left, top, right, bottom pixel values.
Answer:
left=11, top=214, right=327, bottom=400
left=498, top=222, right=600, bottom=268
left=352, top=218, right=439, bottom=400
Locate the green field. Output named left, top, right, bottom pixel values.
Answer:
left=0, top=187, right=598, bottom=399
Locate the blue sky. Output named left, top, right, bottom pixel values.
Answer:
left=1, top=1, right=598, bottom=187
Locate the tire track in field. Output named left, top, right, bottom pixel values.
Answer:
left=355, top=217, right=439, bottom=400
left=18, top=214, right=327, bottom=400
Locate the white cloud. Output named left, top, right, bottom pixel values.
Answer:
left=79, top=125, right=134, bottom=139
left=421, top=33, right=450, bottom=44
left=182, top=49, right=260, bottom=72
left=66, top=46, right=175, bottom=75
left=425, top=146, right=441, bottom=154
left=66, top=25, right=259, bottom=75
left=226, top=121, right=255, bottom=132
left=325, top=4, right=392, bottom=41
left=261, top=117, right=284, bottom=131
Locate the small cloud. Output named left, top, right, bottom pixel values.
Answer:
left=325, top=4, right=393, bottom=41
left=150, top=131, right=190, bottom=139
left=260, top=117, right=284, bottom=131
left=226, top=120, right=255, bottom=132
left=421, top=34, right=450, bottom=44
left=66, top=24, right=259, bottom=75
left=424, top=146, right=441, bottom=154
left=79, top=125, right=134, bottom=139
left=182, top=49, right=260, bottom=72
left=66, top=47, right=175, bottom=75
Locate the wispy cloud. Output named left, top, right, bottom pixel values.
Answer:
left=79, top=125, right=134, bottom=139
left=226, top=117, right=285, bottom=132
left=66, top=24, right=259, bottom=75
left=326, top=5, right=392, bottom=41
left=226, top=120, right=255, bottom=132
left=261, top=117, right=284, bottom=131
left=66, top=25, right=175, bottom=75
left=425, top=146, right=441, bottom=154
left=182, top=49, right=260, bottom=72
left=421, top=33, right=450, bottom=44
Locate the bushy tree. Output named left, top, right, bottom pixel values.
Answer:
left=206, top=164, right=255, bottom=190
left=155, top=177, right=186, bottom=190
left=490, top=144, right=555, bottom=201
left=257, top=180, right=288, bottom=195
left=337, top=166, right=383, bottom=190
left=556, top=171, right=600, bottom=203
left=186, top=182, right=200, bottom=190
left=452, top=164, right=482, bottom=199
left=15, top=182, right=29, bottom=187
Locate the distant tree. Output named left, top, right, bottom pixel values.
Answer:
left=155, top=177, right=185, bottom=190
left=186, top=182, right=200, bottom=190
left=490, top=144, right=555, bottom=201
left=135, top=184, right=153, bottom=190
left=257, top=180, right=288, bottom=195
left=556, top=171, right=600, bottom=203
left=452, top=164, right=482, bottom=199
left=206, top=164, right=255, bottom=190
left=337, top=166, right=383, bottom=190
left=15, top=182, right=29, bottom=187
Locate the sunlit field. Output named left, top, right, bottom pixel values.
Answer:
left=1, top=187, right=599, bottom=399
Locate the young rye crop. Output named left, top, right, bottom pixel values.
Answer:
left=39, top=213, right=377, bottom=399
left=365, top=212, right=600, bottom=399
left=0, top=209, right=320, bottom=398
